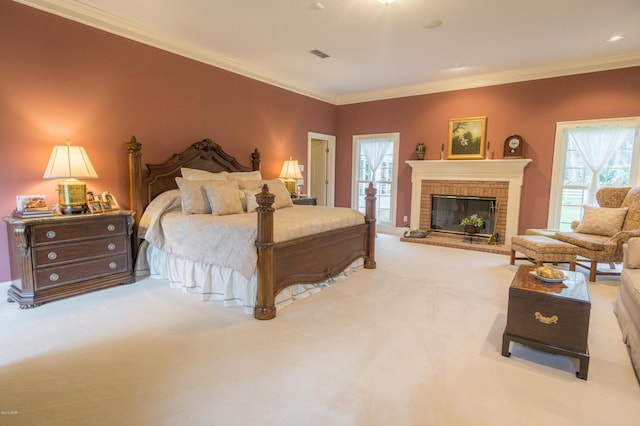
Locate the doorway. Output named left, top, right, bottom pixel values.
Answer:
left=307, top=132, right=335, bottom=207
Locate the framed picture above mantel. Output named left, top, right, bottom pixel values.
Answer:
left=447, top=116, right=487, bottom=160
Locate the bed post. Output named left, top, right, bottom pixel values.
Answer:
left=365, top=182, right=377, bottom=269
left=127, top=136, right=142, bottom=251
left=251, top=148, right=261, bottom=172
left=254, top=184, right=277, bottom=320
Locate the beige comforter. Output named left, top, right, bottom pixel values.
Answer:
left=138, top=190, right=365, bottom=279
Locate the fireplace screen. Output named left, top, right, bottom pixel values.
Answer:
left=431, top=195, right=496, bottom=236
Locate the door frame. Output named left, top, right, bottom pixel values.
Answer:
left=307, top=132, right=336, bottom=207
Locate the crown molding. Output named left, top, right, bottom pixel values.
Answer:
left=15, top=0, right=337, bottom=104
left=337, top=52, right=640, bottom=105
left=16, top=0, right=640, bottom=107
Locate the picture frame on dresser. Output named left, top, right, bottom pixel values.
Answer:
left=447, top=116, right=487, bottom=160
left=16, top=194, right=47, bottom=211
left=87, top=200, right=103, bottom=213
left=101, top=191, right=120, bottom=211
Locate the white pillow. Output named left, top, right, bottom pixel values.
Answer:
left=244, top=189, right=259, bottom=212
left=241, top=179, right=293, bottom=210
left=181, top=167, right=228, bottom=181
left=202, top=180, right=244, bottom=216
left=575, top=205, right=628, bottom=237
left=228, top=170, right=262, bottom=181
left=175, top=177, right=211, bottom=214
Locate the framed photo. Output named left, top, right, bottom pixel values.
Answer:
left=16, top=195, right=46, bottom=211
left=101, top=191, right=120, bottom=211
left=447, top=116, right=488, bottom=160
left=87, top=200, right=103, bottom=214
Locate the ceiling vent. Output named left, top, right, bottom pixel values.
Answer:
left=309, top=49, right=330, bottom=59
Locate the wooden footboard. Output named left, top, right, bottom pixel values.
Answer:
left=254, top=183, right=376, bottom=320
left=127, top=137, right=376, bottom=320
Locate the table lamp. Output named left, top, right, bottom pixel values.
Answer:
left=43, top=140, right=98, bottom=214
left=279, top=157, right=303, bottom=196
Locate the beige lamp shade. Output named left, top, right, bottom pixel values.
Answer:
left=279, top=158, right=303, bottom=195
left=43, top=143, right=99, bottom=179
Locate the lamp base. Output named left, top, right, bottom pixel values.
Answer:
left=61, top=205, right=86, bottom=214
left=283, top=180, right=296, bottom=196
left=57, top=181, right=88, bottom=214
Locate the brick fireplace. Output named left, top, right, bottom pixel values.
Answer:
left=406, top=159, right=531, bottom=244
left=422, top=180, right=509, bottom=240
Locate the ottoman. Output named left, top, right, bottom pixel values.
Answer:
left=510, top=235, right=578, bottom=271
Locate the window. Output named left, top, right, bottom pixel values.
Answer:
left=352, top=133, right=399, bottom=230
left=548, top=118, right=640, bottom=231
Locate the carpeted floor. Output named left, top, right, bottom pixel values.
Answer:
left=1, top=234, right=639, bottom=425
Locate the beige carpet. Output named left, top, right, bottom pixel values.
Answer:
left=1, top=234, right=639, bottom=425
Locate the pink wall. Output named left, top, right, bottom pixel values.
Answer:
left=336, top=68, right=640, bottom=231
left=1, top=1, right=639, bottom=284
left=0, top=2, right=335, bottom=282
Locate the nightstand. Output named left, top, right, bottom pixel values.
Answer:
left=292, top=197, right=317, bottom=206
left=3, top=211, right=135, bottom=308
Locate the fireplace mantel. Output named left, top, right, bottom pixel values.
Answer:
left=406, top=159, right=531, bottom=243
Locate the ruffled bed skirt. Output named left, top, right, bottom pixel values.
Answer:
left=135, top=241, right=362, bottom=314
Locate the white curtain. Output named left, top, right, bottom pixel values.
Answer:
left=567, top=125, right=633, bottom=205
left=361, top=138, right=393, bottom=178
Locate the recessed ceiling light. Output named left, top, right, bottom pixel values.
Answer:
left=422, top=19, right=443, bottom=29
left=451, top=63, right=467, bottom=71
left=607, top=35, right=624, bottom=42
left=378, top=0, right=395, bottom=5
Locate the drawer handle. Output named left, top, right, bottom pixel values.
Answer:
left=534, top=311, right=558, bottom=325
left=49, top=273, right=59, bottom=282
left=47, top=251, right=58, bottom=260
left=107, top=224, right=116, bottom=232
left=109, top=262, right=117, bottom=270
left=46, top=230, right=56, bottom=239
left=107, top=243, right=116, bottom=251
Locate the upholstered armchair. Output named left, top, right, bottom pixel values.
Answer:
left=555, top=187, right=640, bottom=282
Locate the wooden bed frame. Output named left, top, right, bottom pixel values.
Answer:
left=127, top=136, right=376, bottom=320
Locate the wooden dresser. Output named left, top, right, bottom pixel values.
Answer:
left=3, top=211, right=135, bottom=308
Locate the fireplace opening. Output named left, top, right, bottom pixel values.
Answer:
left=430, top=195, right=496, bottom=236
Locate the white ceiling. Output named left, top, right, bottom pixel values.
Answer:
left=19, top=0, right=640, bottom=104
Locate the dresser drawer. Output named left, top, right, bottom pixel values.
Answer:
left=33, top=236, right=128, bottom=267
left=32, top=216, right=127, bottom=245
left=34, top=253, right=130, bottom=290
left=505, top=292, right=590, bottom=353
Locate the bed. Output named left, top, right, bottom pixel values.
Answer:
left=126, top=136, right=377, bottom=319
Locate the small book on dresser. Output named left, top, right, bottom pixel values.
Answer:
left=12, top=208, right=54, bottom=218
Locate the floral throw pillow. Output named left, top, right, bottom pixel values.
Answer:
left=575, top=205, right=628, bottom=237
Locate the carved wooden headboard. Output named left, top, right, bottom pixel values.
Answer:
left=126, top=136, right=261, bottom=226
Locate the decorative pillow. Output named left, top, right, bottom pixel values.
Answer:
left=575, top=205, right=628, bottom=237
left=175, top=177, right=211, bottom=214
left=202, top=180, right=244, bottom=216
left=227, top=170, right=262, bottom=181
left=240, top=179, right=294, bottom=210
left=627, top=238, right=640, bottom=269
left=244, top=189, right=259, bottom=212
left=181, top=167, right=228, bottom=181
